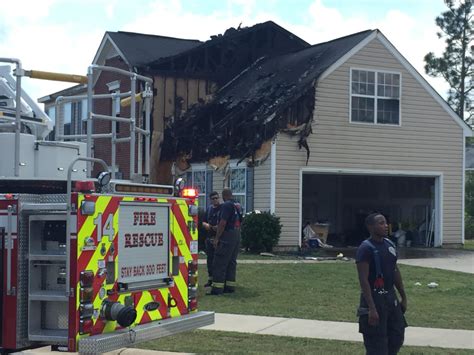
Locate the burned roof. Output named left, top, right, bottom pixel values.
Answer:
left=162, top=29, right=375, bottom=163
left=147, top=21, right=310, bottom=86
left=107, top=31, right=202, bottom=67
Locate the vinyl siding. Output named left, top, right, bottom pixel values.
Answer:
left=254, top=158, right=271, bottom=212
left=275, top=37, right=464, bottom=246
left=212, top=171, right=225, bottom=194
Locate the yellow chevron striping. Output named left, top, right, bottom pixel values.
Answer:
left=77, top=195, right=112, bottom=260
left=160, top=288, right=181, bottom=318
left=136, top=291, right=160, bottom=323
left=174, top=269, right=189, bottom=311
left=172, top=215, right=192, bottom=262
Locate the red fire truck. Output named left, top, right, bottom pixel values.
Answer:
left=0, top=58, right=213, bottom=353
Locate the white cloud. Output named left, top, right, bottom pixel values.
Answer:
left=105, top=0, right=118, bottom=19
left=279, top=1, right=449, bottom=97
left=122, top=1, right=243, bottom=41
left=0, top=0, right=451, bottom=107
left=1, top=0, right=58, bottom=24
left=0, top=1, right=103, bottom=102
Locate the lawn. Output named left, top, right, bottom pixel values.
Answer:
left=463, top=239, right=474, bottom=250
left=137, top=330, right=473, bottom=355
left=197, top=263, right=474, bottom=330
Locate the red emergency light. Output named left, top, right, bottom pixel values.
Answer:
left=181, top=188, right=197, bottom=198
left=75, top=181, right=95, bottom=193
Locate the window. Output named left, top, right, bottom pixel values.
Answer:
left=45, top=107, right=56, bottom=141
left=80, top=99, right=88, bottom=134
left=230, top=167, right=246, bottom=213
left=351, top=69, right=400, bottom=125
left=188, top=169, right=207, bottom=209
left=63, top=102, right=72, bottom=135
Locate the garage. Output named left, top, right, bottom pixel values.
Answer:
left=301, top=172, right=441, bottom=247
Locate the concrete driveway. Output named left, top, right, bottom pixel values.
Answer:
left=398, top=253, right=474, bottom=273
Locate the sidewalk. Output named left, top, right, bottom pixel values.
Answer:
left=16, top=312, right=474, bottom=353
left=398, top=255, right=474, bottom=274
left=199, top=252, right=474, bottom=274
left=203, top=313, right=474, bottom=350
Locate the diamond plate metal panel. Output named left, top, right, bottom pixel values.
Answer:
left=78, top=311, right=214, bottom=354
left=16, top=194, right=68, bottom=348
left=16, top=199, right=32, bottom=347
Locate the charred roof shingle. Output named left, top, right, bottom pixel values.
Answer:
left=164, top=29, right=375, bottom=162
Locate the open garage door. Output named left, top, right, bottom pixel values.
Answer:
left=301, top=173, right=440, bottom=247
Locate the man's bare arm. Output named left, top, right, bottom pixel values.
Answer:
left=394, top=265, right=407, bottom=312
left=357, top=261, right=379, bottom=325
left=214, top=219, right=227, bottom=245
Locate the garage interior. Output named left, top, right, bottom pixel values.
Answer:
left=302, top=174, right=436, bottom=247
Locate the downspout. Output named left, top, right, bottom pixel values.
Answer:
left=462, top=134, right=466, bottom=245
left=270, top=138, right=276, bottom=213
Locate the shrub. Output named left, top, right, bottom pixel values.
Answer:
left=241, top=211, right=282, bottom=252
left=465, top=213, right=474, bottom=239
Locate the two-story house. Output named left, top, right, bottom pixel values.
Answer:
left=40, top=23, right=470, bottom=248
left=164, top=29, right=471, bottom=248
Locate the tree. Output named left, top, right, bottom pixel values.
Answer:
left=424, top=0, right=473, bottom=121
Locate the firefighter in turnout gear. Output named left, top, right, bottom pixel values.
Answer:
left=208, top=188, right=242, bottom=295
left=356, top=213, right=408, bottom=355
left=202, top=191, right=222, bottom=287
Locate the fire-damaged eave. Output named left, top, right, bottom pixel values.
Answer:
left=161, top=29, right=375, bottom=166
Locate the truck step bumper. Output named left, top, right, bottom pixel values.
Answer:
left=78, top=311, right=214, bottom=354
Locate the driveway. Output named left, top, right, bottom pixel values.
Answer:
left=398, top=253, right=474, bottom=273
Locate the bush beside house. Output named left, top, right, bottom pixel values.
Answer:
left=241, top=211, right=282, bottom=252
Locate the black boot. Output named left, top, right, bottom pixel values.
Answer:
left=204, top=280, right=213, bottom=288
left=223, top=286, right=235, bottom=293
left=206, top=287, right=224, bottom=296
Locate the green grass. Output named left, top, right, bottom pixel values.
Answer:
left=197, top=263, right=474, bottom=330
left=463, top=239, right=474, bottom=250
left=137, top=330, right=473, bottom=354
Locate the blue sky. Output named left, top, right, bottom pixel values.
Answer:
left=0, top=0, right=449, bottom=102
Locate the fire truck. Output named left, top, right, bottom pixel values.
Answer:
left=0, top=58, right=214, bottom=354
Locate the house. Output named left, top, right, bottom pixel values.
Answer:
left=90, top=22, right=309, bottom=208
left=38, top=31, right=201, bottom=178
left=164, top=28, right=471, bottom=248
left=40, top=22, right=471, bottom=248
left=38, top=84, right=87, bottom=140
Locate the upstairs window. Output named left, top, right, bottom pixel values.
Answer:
left=351, top=69, right=400, bottom=125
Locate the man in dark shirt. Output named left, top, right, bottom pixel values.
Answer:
left=208, top=188, right=242, bottom=295
left=356, top=213, right=407, bottom=355
left=202, top=191, right=221, bottom=287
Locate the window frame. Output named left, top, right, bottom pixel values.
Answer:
left=229, top=162, right=247, bottom=213
left=349, top=67, right=402, bottom=127
left=189, top=164, right=207, bottom=210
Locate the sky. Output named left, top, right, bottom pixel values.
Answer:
left=0, top=0, right=450, bottom=106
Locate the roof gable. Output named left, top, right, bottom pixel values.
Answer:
left=320, top=30, right=472, bottom=136
left=92, top=31, right=201, bottom=69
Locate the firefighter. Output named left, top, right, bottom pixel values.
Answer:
left=202, top=191, right=222, bottom=287
left=208, top=188, right=242, bottom=295
left=356, top=213, right=408, bottom=355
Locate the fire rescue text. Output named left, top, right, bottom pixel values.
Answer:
left=124, top=232, right=164, bottom=248
left=133, top=211, right=156, bottom=225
